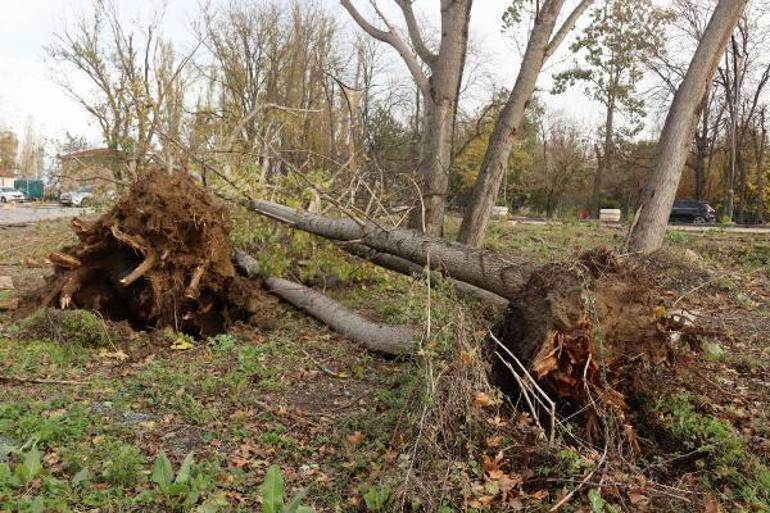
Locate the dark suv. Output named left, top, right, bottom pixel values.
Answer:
left=669, top=200, right=716, bottom=224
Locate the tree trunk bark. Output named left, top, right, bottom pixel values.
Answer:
left=754, top=109, right=767, bottom=224
left=341, top=0, right=473, bottom=237
left=234, top=250, right=416, bottom=356
left=339, top=242, right=509, bottom=309
left=457, top=0, right=568, bottom=247
left=628, top=0, right=748, bottom=253
left=694, top=89, right=712, bottom=200
left=736, top=147, right=748, bottom=223
left=408, top=0, right=473, bottom=237
left=590, top=99, right=615, bottom=218
left=247, top=198, right=534, bottom=299
left=412, top=98, right=457, bottom=236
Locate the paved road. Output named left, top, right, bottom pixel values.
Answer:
left=0, top=203, right=91, bottom=226
left=507, top=217, right=770, bottom=235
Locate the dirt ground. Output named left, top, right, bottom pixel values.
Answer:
left=1, top=217, right=769, bottom=512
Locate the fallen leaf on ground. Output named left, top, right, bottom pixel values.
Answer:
left=704, top=496, right=720, bottom=513
left=346, top=431, right=364, bottom=448
left=98, top=349, right=129, bottom=361
left=170, top=338, right=194, bottom=350
left=473, top=391, right=494, bottom=408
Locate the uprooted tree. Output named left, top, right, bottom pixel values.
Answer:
left=37, top=172, right=276, bottom=337
left=244, top=196, right=676, bottom=446
left=31, top=168, right=679, bottom=447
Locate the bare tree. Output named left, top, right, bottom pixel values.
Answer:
left=716, top=11, right=770, bottom=223
left=340, top=0, right=473, bottom=236
left=457, top=0, right=594, bottom=246
left=645, top=0, right=726, bottom=202
left=751, top=106, right=768, bottom=224
left=627, top=0, right=749, bottom=253
left=531, top=116, right=592, bottom=217
left=18, top=120, right=45, bottom=179
left=46, top=1, right=193, bottom=179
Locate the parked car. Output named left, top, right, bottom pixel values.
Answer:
left=0, top=187, right=25, bottom=203
left=669, top=199, right=716, bottom=224
left=59, top=187, right=94, bottom=207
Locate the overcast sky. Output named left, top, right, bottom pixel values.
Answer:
left=0, top=0, right=605, bottom=152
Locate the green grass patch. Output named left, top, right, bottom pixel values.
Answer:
left=657, top=394, right=770, bottom=506
left=13, top=308, right=113, bottom=348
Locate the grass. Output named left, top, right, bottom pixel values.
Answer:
left=1, top=216, right=769, bottom=511
left=657, top=393, right=770, bottom=507
left=14, top=308, right=114, bottom=348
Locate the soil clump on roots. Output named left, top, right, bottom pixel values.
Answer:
left=491, top=249, right=672, bottom=453
left=33, top=171, right=274, bottom=337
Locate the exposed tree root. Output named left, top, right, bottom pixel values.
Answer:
left=32, top=171, right=276, bottom=336
left=491, top=249, right=672, bottom=454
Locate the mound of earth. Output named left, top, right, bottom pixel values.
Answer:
left=491, top=249, right=672, bottom=452
left=34, top=170, right=275, bottom=336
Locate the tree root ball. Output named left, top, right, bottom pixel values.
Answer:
left=490, top=249, right=672, bottom=449
left=35, top=170, right=275, bottom=337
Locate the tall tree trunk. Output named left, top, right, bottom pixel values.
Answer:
left=590, top=98, right=615, bottom=217
left=409, top=0, right=473, bottom=237
left=247, top=198, right=534, bottom=299
left=628, top=0, right=748, bottom=253
left=412, top=97, right=457, bottom=236
left=754, top=108, right=767, bottom=224
left=693, top=90, right=712, bottom=200
left=694, top=152, right=706, bottom=200
left=457, top=0, right=592, bottom=246
left=736, top=146, right=748, bottom=223
left=341, top=0, right=474, bottom=237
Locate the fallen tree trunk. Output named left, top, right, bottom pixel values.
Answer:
left=247, top=199, right=534, bottom=300
left=246, top=198, right=675, bottom=447
left=338, top=242, right=508, bottom=310
left=234, top=250, right=416, bottom=356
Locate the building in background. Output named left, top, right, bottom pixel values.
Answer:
left=0, top=168, right=17, bottom=188
left=57, top=148, right=128, bottom=192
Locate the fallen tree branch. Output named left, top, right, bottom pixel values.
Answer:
left=234, top=250, right=416, bottom=356
left=0, top=375, right=86, bottom=386
left=339, top=242, right=509, bottom=309
left=247, top=199, right=533, bottom=299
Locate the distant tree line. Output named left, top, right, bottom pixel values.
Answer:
left=47, top=0, right=760, bottom=250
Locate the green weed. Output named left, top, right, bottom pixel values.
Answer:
left=658, top=394, right=770, bottom=505
left=260, top=464, right=314, bottom=513
left=102, top=444, right=145, bottom=487
left=363, top=483, right=390, bottom=511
